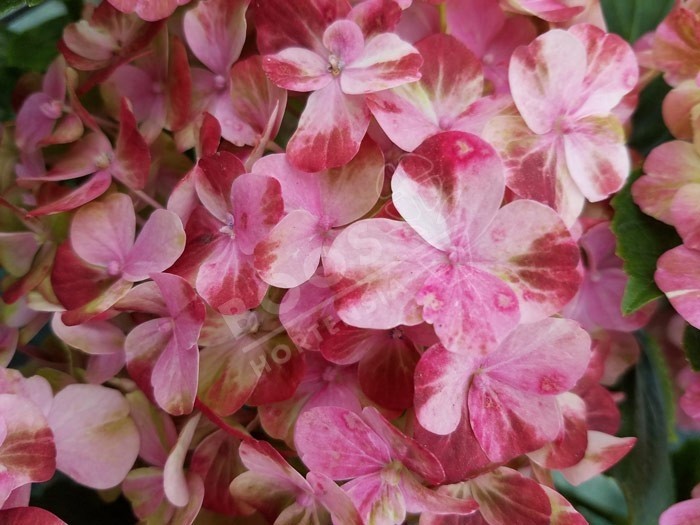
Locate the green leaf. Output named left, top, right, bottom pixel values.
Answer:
left=682, top=324, right=700, bottom=372
left=611, top=170, right=681, bottom=315
left=610, top=332, right=676, bottom=525
left=601, top=0, right=674, bottom=43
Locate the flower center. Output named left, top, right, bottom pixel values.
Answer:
left=219, top=213, right=235, bottom=237
left=40, top=99, right=63, bottom=119
left=327, top=54, right=343, bottom=76
left=380, top=460, right=403, bottom=486
left=106, top=260, right=121, bottom=276
left=214, top=74, right=227, bottom=90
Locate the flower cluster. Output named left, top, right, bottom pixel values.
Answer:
left=0, top=0, right=674, bottom=523
left=632, top=2, right=700, bottom=523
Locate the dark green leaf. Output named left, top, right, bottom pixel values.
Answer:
left=672, top=437, right=700, bottom=501
left=682, top=325, right=700, bottom=372
left=601, top=0, right=674, bottom=43
left=0, top=0, right=28, bottom=17
left=611, top=170, right=681, bottom=315
left=2, top=15, right=66, bottom=71
left=610, top=332, right=676, bottom=525
left=630, top=76, right=674, bottom=156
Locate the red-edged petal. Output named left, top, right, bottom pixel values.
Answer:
left=262, top=48, right=332, bottom=92
left=295, top=406, right=392, bottom=479
left=70, top=192, right=135, bottom=268
left=341, top=32, right=422, bottom=94
left=656, top=246, right=700, bottom=329
left=0, top=507, right=67, bottom=525
left=472, top=200, right=581, bottom=323
left=122, top=209, right=185, bottom=282
left=414, top=343, right=472, bottom=435
left=324, top=218, right=443, bottom=329
left=183, top=0, right=247, bottom=74
left=392, top=131, right=504, bottom=252
left=287, top=81, right=370, bottom=172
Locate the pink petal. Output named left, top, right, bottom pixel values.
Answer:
left=341, top=32, right=422, bottom=94
left=324, top=19, right=365, bottom=64
left=343, top=473, right=406, bottom=525
left=70, top=192, right=135, bottom=269
left=485, top=318, right=590, bottom=395
left=252, top=153, right=322, bottom=213
left=15, top=93, right=58, bottom=151
left=59, top=279, right=133, bottom=327
left=51, top=315, right=125, bottom=355
left=671, top=183, right=700, bottom=250
left=125, top=318, right=173, bottom=401
left=254, top=209, right=323, bottom=288
left=307, top=471, right=364, bottom=525
left=366, top=34, right=483, bottom=151
left=468, top=377, right=562, bottom=462
left=568, top=24, right=639, bottom=119
left=348, top=0, right=402, bottom=36
left=324, top=218, right=443, bottom=329
left=560, top=431, right=636, bottom=486
left=418, top=264, right=520, bottom=355
left=469, top=467, right=551, bottom=525
left=295, top=406, right=392, bottom=479
left=263, top=48, right=333, bottom=92
left=484, top=115, right=586, bottom=226
left=357, top=331, right=419, bottom=410
left=544, top=486, right=587, bottom=525
left=47, top=384, right=139, bottom=489
left=254, top=0, right=351, bottom=56
left=391, top=131, right=504, bottom=252
left=563, top=115, right=629, bottom=202
left=108, top=0, right=186, bottom=21
left=0, top=507, right=67, bottom=525
left=528, top=392, right=588, bottom=469
left=660, top=498, right=700, bottom=525
left=362, top=407, right=445, bottom=484
left=634, top=140, right=700, bottom=224
left=26, top=171, right=112, bottom=217
left=471, top=199, right=582, bottom=322
left=122, top=467, right=166, bottom=519
left=238, top=440, right=308, bottom=490
left=232, top=173, right=285, bottom=255
left=152, top=340, right=199, bottom=416
left=112, top=98, right=150, bottom=190
left=229, top=55, right=288, bottom=146
left=122, top=209, right=186, bottom=281
left=126, top=390, right=177, bottom=467
left=183, top=0, right=247, bottom=74
left=164, top=413, right=201, bottom=507
left=194, top=151, right=244, bottom=223
left=0, top=395, right=55, bottom=502
left=401, top=472, right=479, bottom=516
left=195, top=239, right=267, bottom=314
left=287, top=81, right=371, bottom=172
left=189, top=431, right=250, bottom=516
left=42, top=133, right=112, bottom=181
left=656, top=246, right=700, bottom=329
left=320, top=137, right=385, bottom=226
left=505, top=0, right=584, bottom=21
left=509, top=29, right=587, bottom=134
left=197, top=337, right=261, bottom=416
left=414, top=343, right=473, bottom=435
